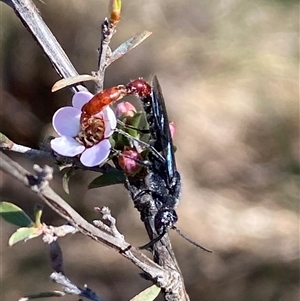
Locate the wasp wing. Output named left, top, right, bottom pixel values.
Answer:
left=150, top=76, right=177, bottom=186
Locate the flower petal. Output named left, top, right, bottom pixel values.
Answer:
left=72, top=91, right=94, bottom=110
left=102, top=106, right=117, bottom=138
left=51, top=136, right=85, bottom=156
left=52, top=107, right=81, bottom=136
left=80, top=139, right=111, bottom=167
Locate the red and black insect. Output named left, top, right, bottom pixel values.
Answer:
left=126, top=77, right=181, bottom=247
left=80, top=77, right=210, bottom=251
left=80, top=78, right=179, bottom=240
left=126, top=77, right=210, bottom=251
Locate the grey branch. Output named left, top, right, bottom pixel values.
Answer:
left=93, top=206, right=124, bottom=239
left=50, top=272, right=106, bottom=301
left=0, top=152, right=179, bottom=293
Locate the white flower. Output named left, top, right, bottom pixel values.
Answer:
left=51, top=91, right=116, bottom=167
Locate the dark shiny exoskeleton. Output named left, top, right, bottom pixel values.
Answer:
left=126, top=76, right=181, bottom=243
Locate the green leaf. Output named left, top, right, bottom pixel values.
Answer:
left=9, top=227, right=42, bottom=246
left=52, top=75, right=96, bottom=92
left=114, top=112, right=149, bottom=149
left=128, top=112, right=148, bottom=137
left=0, top=132, right=11, bottom=148
left=19, top=291, right=65, bottom=300
left=113, top=131, right=131, bottom=150
left=0, top=202, right=33, bottom=227
left=88, top=170, right=126, bottom=189
left=108, top=31, right=152, bottom=66
left=123, top=112, right=150, bottom=143
left=34, top=205, right=43, bottom=228
left=62, top=167, right=76, bottom=194
left=130, top=285, right=160, bottom=301
left=57, top=163, right=73, bottom=172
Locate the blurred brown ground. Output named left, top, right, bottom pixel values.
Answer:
left=0, top=0, right=299, bottom=301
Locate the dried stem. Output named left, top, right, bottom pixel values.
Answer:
left=0, top=131, right=117, bottom=174
left=94, top=18, right=115, bottom=92
left=0, top=152, right=180, bottom=292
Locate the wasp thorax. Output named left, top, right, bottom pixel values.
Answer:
left=76, top=112, right=105, bottom=148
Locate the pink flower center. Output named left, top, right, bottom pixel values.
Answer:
left=76, top=113, right=105, bottom=148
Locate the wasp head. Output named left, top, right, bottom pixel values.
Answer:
left=155, top=208, right=178, bottom=235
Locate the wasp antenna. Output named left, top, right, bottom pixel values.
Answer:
left=115, top=127, right=165, bottom=162
left=172, top=227, right=213, bottom=253
left=138, top=232, right=165, bottom=250
left=117, top=120, right=150, bottom=134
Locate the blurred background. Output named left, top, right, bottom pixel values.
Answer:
left=1, top=0, right=299, bottom=300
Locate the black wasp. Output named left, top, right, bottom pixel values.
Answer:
left=81, top=75, right=180, bottom=243
left=125, top=77, right=211, bottom=252
left=84, top=75, right=210, bottom=250
left=125, top=76, right=181, bottom=247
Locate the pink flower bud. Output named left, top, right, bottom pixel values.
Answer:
left=115, top=101, right=137, bottom=118
left=118, top=149, right=142, bottom=175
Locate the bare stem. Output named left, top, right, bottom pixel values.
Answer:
left=0, top=152, right=178, bottom=290
left=94, top=18, right=117, bottom=92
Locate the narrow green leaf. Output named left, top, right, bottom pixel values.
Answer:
left=52, top=75, right=96, bottom=92
left=127, top=112, right=145, bottom=137
left=57, top=163, right=73, bottom=172
left=9, top=227, right=42, bottom=246
left=62, top=167, right=76, bottom=194
left=0, top=202, right=33, bottom=227
left=130, top=285, right=160, bottom=301
left=88, top=170, right=126, bottom=189
left=113, top=130, right=132, bottom=150
left=109, top=136, right=116, bottom=149
left=0, top=132, right=11, bottom=148
left=108, top=31, right=152, bottom=65
left=34, top=205, right=43, bottom=228
left=19, top=291, right=65, bottom=300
